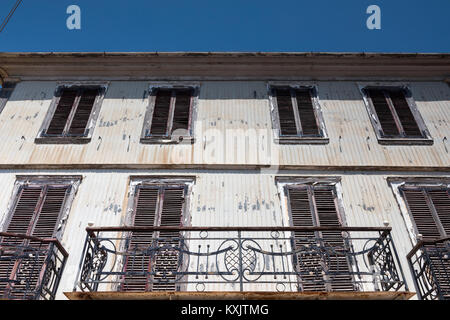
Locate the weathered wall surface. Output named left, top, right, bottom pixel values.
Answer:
left=1, top=170, right=448, bottom=298
left=0, top=80, right=448, bottom=168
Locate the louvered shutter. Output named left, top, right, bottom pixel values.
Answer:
left=122, top=187, right=159, bottom=291
left=275, top=89, right=297, bottom=135
left=402, top=187, right=450, bottom=298
left=313, top=188, right=354, bottom=291
left=295, top=89, right=320, bottom=136
left=287, top=187, right=326, bottom=291
left=68, top=88, right=99, bottom=136
left=0, top=187, right=42, bottom=297
left=287, top=186, right=353, bottom=292
left=367, top=89, right=399, bottom=137
left=0, top=185, right=69, bottom=299
left=46, top=89, right=78, bottom=135
left=123, top=186, right=185, bottom=292
left=403, top=189, right=441, bottom=240
left=171, top=90, right=192, bottom=134
left=152, top=188, right=184, bottom=291
left=428, top=190, right=450, bottom=236
left=149, top=90, right=172, bottom=136
left=389, top=90, right=422, bottom=137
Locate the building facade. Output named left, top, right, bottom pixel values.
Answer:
left=0, top=52, right=449, bottom=300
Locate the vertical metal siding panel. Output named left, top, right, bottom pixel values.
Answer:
left=0, top=81, right=57, bottom=164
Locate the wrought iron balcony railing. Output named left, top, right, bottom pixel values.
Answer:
left=407, top=237, right=450, bottom=300
left=0, top=232, right=68, bottom=300
left=73, top=226, right=408, bottom=295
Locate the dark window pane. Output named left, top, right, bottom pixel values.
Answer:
left=296, top=89, right=319, bottom=135
left=171, top=90, right=192, bottom=134
left=68, top=88, right=98, bottom=135
left=390, top=90, right=422, bottom=137
left=46, top=89, right=77, bottom=135
left=367, top=89, right=400, bottom=136
left=276, top=89, right=297, bottom=135
left=150, top=90, right=171, bottom=136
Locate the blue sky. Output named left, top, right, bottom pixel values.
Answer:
left=0, top=0, right=449, bottom=52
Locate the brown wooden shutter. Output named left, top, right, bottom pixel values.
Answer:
left=0, top=187, right=42, bottom=296
left=295, top=89, right=320, bottom=136
left=428, top=190, right=450, bottom=236
left=287, top=185, right=353, bottom=292
left=402, top=187, right=450, bottom=298
left=313, top=188, right=354, bottom=291
left=367, top=88, right=423, bottom=139
left=31, top=187, right=70, bottom=239
left=123, top=186, right=185, bottom=292
left=151, top=188, right=184, bottom=291
left=275, top=88, right=297, bottom=135
left=402, top=189, right=442, bottom=240
left=46, top=89, right=78, bottom=135
left=5, top=187, right=43, bottom=236
left=68, top=88, right=99, bottom=135
left=150, top=90, right=172, bottom=136
left=0, top=185, right=69, bottom=299
left=287, top=187, right=326, bottom=291
left=46, top=87, right=99, bottom=137
left=389, top=90, right=422, bottom=137
left=367, top=89, right=400, bottom=136
left=171, top=90, right=192, bottom=134
left=122, top=187, right=159, bottom=291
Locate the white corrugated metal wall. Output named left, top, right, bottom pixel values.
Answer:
left=1, top=170, right=448, bottom=298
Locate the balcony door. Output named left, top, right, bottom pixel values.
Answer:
left=0, top=183, right=71, bottom=299
left=285, top=184, right=355, bottom=292
left=121, top=183, right=187, bottom=292
left=400, top=185, right=450, bottom=298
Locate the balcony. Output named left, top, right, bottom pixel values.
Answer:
left=407, top=237, right=450, bottom=300
left=0, top=232, right=68, bottom=300
left=66, top=226, right=413, bottom=300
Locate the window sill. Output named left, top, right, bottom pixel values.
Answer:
left=275, top=137, right=329, bottom=145
left=140, top=136, right=195, bottom=145
left=378, top=137, right=434, bottom=146
left=34, top=136, right=92, bottom=144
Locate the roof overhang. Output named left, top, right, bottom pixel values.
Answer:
left=1, top=52, right=450, bottom=82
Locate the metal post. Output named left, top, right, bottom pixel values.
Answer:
left=238, top=230, right=243, bottom=292
left=73, top=232, right=90, bottom=292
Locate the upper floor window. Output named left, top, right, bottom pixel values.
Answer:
left=361, top=86, right=433, bottom=145
left=0, top=82, right=16, bottom=115
left=269, top=85, right=328, bottom=144
left=141, top=85, right=198, bottom=144
left=35, top=84, right=107, bottom=144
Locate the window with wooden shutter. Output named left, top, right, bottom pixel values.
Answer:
left=35, top=84, right=106, bottom=144
left=0, top=82, right=16, bottom=115
left=141, top=86, right=198, bottom=144
left=400, top=185, right=450, bottom=297
left=0, top=183, right=72, bottom=298
left=122, top=183, right=187, bottom=292
left=286, top=184, right=354, bottom=292
left=362, top=86, right=432, bottom=145
left=270, top=85, right=328, bottom=144
left=401, top=186, right=450, bottom=240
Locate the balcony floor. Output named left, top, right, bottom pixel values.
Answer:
left=64, top=291, right=414, bottom=300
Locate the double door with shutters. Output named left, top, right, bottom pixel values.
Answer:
left=121, top=184, right=187, bottom=292
left=401, top=186, right=450, bottom=298
left=286, top=184, right=355, bottom=292
left=0, top=184, right=71, bottom=299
